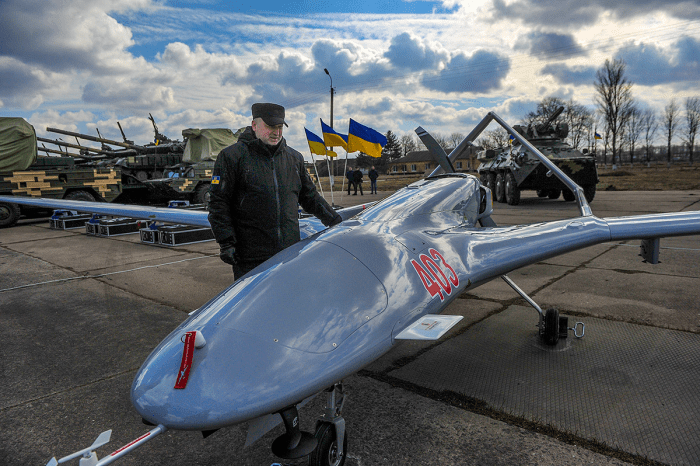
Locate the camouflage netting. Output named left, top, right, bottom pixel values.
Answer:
left=0, top=117, right=37, bottom=171
left=181, top=127, right=244, bottom=163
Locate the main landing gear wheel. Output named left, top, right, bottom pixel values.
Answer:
left=541, top=308, right=560, bottom=345
left=308, top=422, right=347, bottom=466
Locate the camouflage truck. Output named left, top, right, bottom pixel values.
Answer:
left=143, top=127, right=244, bottom=206
left=477, top=106, right=598, bottom=206
left=0, top=117, right=122, bottom=227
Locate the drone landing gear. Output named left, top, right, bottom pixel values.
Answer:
left=309, top=383, right=347, bottom=466
left=271, top=405, right=317, bottom=459
left=500, top=275, right=584, bottom=345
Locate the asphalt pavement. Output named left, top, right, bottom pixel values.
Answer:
left=1, top=189, right=699, bottom=466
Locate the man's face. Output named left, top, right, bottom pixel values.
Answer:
left=252, top=118, right=283, bottom=146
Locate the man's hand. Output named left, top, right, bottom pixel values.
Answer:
left=219, top=244, right=238, bottom=266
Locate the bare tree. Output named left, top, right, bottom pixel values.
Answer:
left=641, top=107, right=658, bottom=165
left=476, top=128, right=510, bottom=150
left=594, top=58, right=635, bottom=166
left=449, top=132, right=465, bottom=150
left=624, top=106, right=643, bottom=166
left=565, top=100, right=594, bottom=150
left=663, top=98, right=680, bottom=165
left=399, top=134, right=418, bottom=157
left=523, top=97, right=566, bottom=125
left=683, top=97, right=700, bottom=165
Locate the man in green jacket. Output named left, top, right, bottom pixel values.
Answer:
left=208, top=103, right=342, bottom=278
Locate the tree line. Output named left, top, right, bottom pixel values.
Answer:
left=371, top=58, right=699, bottom=169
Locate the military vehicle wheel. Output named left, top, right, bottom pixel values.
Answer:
left=65, top=190, right=95, bottom=202
left=562, top=189, right=576, bottom=202
left=486, top=173, right=496, bottom=194
left=495, top=173, right=506, bottom=203
left=193, top=184, right=211, bottom=207
left=0, top=202, right=21, bottom=228
left=308, top=423, right=346, bottom=466
left=536, top=190, right=548, bottom=197
left=541, top=308, right=560, bottom=345
left=548, top=189, right=561, bottom=200
left=505, top=172, right=520, bottom=205
left=583, top=184, right=596, bottom=203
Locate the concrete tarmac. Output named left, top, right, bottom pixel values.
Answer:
left=1, top=189, right=699, bottom=465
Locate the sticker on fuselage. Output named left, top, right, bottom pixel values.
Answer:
left=411, top=248, right=459, bottom=302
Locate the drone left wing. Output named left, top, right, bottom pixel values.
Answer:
left=0, top=196, right=371, bottom=238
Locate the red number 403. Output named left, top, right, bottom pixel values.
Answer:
left=410, top=248, right=459, bottom=302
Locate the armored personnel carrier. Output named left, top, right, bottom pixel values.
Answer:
left=143, top=127, right=244, bottom=206
left=477, top=106, right=598, bottom=205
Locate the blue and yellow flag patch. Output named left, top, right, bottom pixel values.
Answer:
left=211, top=175, right=220, bottom=185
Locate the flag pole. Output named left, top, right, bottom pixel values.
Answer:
left=311, top=154, right=324, bottom=197
left=325, top=155, right=334, bottom=206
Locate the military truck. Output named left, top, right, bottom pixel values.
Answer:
left=0, top=117, right=122, bottom=227
left=477, top=106, right=598, bottom=206
left=143, top=127, right=244, bottom=206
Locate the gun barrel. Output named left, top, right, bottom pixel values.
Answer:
left=46, top=127, right=146, bottom=151
left=543, top=106, right=565, bottom=127
left=37, top=137, right=105, bottom=154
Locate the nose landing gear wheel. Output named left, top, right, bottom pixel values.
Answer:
left=308, top=423, right=347, bottom=466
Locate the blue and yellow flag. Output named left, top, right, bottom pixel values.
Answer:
left=320, top=119, right=348, bottom=150
left=347, top=119, right=387, bottom=158
left=594, top=132, right=602, bottom=140
left=305, top=128, right=327, bottom=156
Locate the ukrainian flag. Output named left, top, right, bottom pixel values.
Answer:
left=347, top=119, right=387, bottom=158
left=595, top=132, right=602, bottom=140
left=305, top=128, right=327, bottom=156
left=321, top=119, right=348, bottom=150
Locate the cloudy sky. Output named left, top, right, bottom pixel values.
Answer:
left=1, top=0, right=699, bottom=159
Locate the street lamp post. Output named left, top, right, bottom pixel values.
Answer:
left=323, top=68, right=337, bottom=202
left=324, top=68, right=334, bottom=128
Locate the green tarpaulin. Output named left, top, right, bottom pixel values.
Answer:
left=0, top=117, right=37, bottom=171
left=181, top=127, right=244, bottom=163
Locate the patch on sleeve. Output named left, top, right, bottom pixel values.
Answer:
left=211, top=175, right=220, bottom=185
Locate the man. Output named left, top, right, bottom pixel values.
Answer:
left=368, top=165, right=378, bottom=194
left=208, top=103, right=342, bottom=278
left=352, top=166, right=363, bottom=195
left=346, top=166, right=354, bottom=195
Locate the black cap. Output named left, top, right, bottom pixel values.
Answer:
left=252, top=103, right=288, bottom=127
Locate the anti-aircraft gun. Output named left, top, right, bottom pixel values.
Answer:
left=477, top=106, right=598, bottom=206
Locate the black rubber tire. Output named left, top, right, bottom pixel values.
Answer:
left=65, top=190, right=95, bottom=202
left=193, top=183, right=211, bottom=207
left=0, top=201, right=21, bottom=228
left=542, top=308, right=560, bottom=345
left=505, top=171, right=520, bottom=205
left=495, top=172, right=506, bottom=203
left=583, top=184, right=596, bottom=203
left=308, top=423, right=346, bottom=466
left=536, top=189, right=548, bottom=198
left=486, top=173, right=496, bottom=196
left=548, top=189, right=561, bottom=200
left=562, top=189, right=576, bottom=202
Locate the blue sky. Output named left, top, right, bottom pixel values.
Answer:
left=1, top=0, right=699, bottom=159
